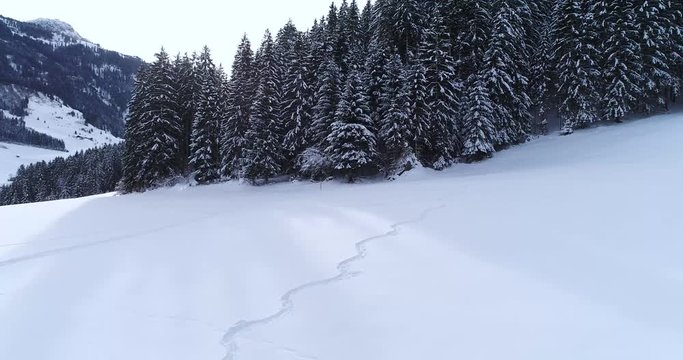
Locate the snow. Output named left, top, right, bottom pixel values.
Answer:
left=0, top=142, right=67, bottom=184
left=0, top=94, right=121, bottom=184
left=1, top=112, right=683, bottom=360
left=23, top=94, right=121, bottom=152
left=28, top=18, right=99, bottom=49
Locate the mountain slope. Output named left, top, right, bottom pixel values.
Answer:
left=0, top=15, right=144, bottom=136
left=0, top=112, right=682, bottom=360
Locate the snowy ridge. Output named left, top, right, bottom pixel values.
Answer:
left=221, top=204, right=445, bottom=360
left=29, top=18, right=98, bottom=49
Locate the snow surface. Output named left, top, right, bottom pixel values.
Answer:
left=1, top=112, right=682, bottom=360
left=22, top=93, right=120, bottom=151
left=0, top=94, right=121, bottom=184
left=0, top=142, right=66, bottom=184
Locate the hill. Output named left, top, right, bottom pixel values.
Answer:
left=1, top=112, right=681, bottom=360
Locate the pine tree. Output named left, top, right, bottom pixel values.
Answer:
left=281, top=32, right=314, bottom=170
left=484, top=0, right=533, bottom=147
left=372, top=0, right=427, bottom=60
left=670, top=0, right=683, bottom=96
left=554, top=0, right=602, bottom=134
left=528, top=2, right=555, bottom=134
left=221, top=35, right=256, bottom=178
left=635, top=0, right=675, bottom=111
left=364, top=38, right=390, bottom=128
left=453, top=0, right=493, bottom=81
left=597, top=0, right=643, bottom=123
left=190, top=46, right=221, bottom=184
left=326, top=70, right=378, bottom=181
left=173, top=53, right=197, bottom=174
left=462, top=73, right=497, bottom=162
left=310, top=58, right=342, bottom=147
left=243, top=31, right=284, bottom=183
left=136, top=49, right=182, bottom=189
left=378, top=53, right=414, bottom=174
left=121, top=64, right=150, bottom=192
left=418, top=6, right=460, bottom=169
left=403, top=52, right=431, bottom=166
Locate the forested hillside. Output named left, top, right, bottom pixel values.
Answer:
left=0, top=16, right=144, bottom=136
left=122, top=0, right=682, bottom=191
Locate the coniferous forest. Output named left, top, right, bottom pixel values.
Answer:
left=119, top=0, right=682, bottom=191
left=0, top=143, right=123, bottom=205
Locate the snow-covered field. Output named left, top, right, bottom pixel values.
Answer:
left=1, top=112, right=682, bottom=360
left=0, top=94, right=120, bottom=184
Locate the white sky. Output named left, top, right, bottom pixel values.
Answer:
left=1, top=0, right=335, bottom=67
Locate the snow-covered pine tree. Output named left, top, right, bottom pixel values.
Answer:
left=310, top=58, right=342, bottom=148
left=553, top=0, right=602, bottom=134
left=528, top=2, right=556, bottom=134
left=360, top=0, right=373, bottom=50
left=635, top=0, right=675, bottom=111
left=172, top=53, right=197, bottom=174
left=220, top=35, right=256, bottom=179
left=243, top=31, right=284, bottom=184
left=340, top=0, right=365, bottom=71
left=364, top=38, right=390, bottom=129
left=483, top=0, right=533, bottom=147
left=326, top=69, right=378, bottom=182
left=281, top=32, right=314, bottom=172
left=403, top=51, right=431, bottom=167
left=121, top=64, right=150, bottom=193
left=135, top=49, right=182, bottom=189
left=378, top=53, right=414, bottom=175
left=453, top=0, right=493, bottom=81
left=597, top=0, right=643, bottom=123
left=670, top=0, right=683, bottom=95
left=462, top=73, right=497, bottom=162
left=190, top=46, right=221, bottom=184
left=372, top=0, right=427, bottom=60
left=418, top=5, right=460, bottom=169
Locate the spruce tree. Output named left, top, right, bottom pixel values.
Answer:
left=372, top=0, right=427, bottom=60
left=598, top=0, right=643, bottom=123
left=221, top=35, right=256, bottom=178
left=190, top=46, right=221, bottom=184
left=243, top=31, right=284, bottom=183
left=418, top=6, right=460, bottom=169
left=403, top=52, right=431, bottom=167
left=326, top=70, right=378, bottom=181
left=136, top=49, right=182, bottom=188
left=462, top=73, right=497, bottom=162
left=311, top=58, right=342, bottom=147
left=554, top=0, right=602, bottom=134
left=172, top=53, right=197, bottom=174
left=528, top=2, right=555, bottom=134
left=281, top=33, right=313, bottom=170
left=378, top=53, right=414, bottom=174
left=121, top=64, right=150, bottom=192
left=484, top=0, right=533, bottom=147
left=635, top=0, right=675, bottom=111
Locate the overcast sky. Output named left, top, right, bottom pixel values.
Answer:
left=1, top=0, right=336, bottom=67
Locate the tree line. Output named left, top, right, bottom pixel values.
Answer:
left=0, top=143, right=122, bottom=205
left=121, top=0, right=682, bottom=191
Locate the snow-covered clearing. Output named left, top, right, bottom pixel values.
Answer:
left=1, top=112, right=682, bottom=360
left=0, top=94, right=120, bottom=184
left=0, top=142, right=66, bottom=185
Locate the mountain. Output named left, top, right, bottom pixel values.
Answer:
left=1, top=111, right=682, bottom=359
left=0, top=15, right=144, bottom=137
